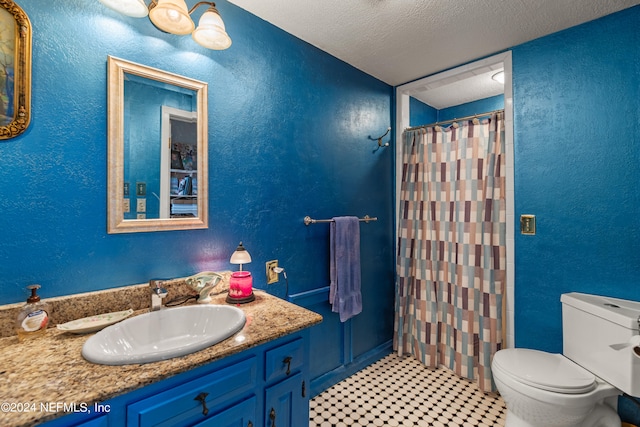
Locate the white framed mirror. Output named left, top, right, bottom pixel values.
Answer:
left=107, top=56, right=208, bottom=233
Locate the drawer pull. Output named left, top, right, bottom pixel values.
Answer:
left=194, top=392, right=209, bottom=416
left=283, top=356, right=292, bottom=375
left=270, top=407, right=277, bottom=427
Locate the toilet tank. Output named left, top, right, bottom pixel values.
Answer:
left=561, top=292, right=640, bottom=397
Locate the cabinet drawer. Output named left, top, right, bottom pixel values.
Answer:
left=127, top=356, right=257, bottom=427
left=71, top=415, right=108, bottom=427
left=265, top=338, right=303, bottom=383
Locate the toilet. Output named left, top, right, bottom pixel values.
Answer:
left=492, top=292, right=640, bottom=427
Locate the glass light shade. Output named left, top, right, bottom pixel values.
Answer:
left=492, top=71, right=505, bottom=84
left=100, top=0, right=148, bottom=18
left=149, top=0, right=194, bottom=35
left=230, top=242, right=252, bottom=265
left=192, top=7, right=232, bottom=50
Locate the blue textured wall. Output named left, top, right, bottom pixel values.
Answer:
left=0, top=0, right=395, bottom=363
left=512, top=6, right=640, bottom=352
left=409, top=96, right=437, bottom=127
left=438, top=95, right=504, bottom=122
left=409, top=95, right=504, bottom=127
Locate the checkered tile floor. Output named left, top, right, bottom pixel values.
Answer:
left=310, top=353, right=506, bottom=427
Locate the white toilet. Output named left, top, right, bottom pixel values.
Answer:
left=492, top=292, right=640, bottom=427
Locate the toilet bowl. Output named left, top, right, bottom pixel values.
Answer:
left=492, top=349, right=621, bottom=427
left=492, top=292, right=640, bottom=427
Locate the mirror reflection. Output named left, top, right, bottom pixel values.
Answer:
left=160, top=107, right=198, bottom=219
left=107, top=56, right=208, bottom=233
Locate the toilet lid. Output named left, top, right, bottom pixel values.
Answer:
left=493, top=349, right=596, bottom=394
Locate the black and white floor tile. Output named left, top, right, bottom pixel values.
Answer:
left=309, top=353, right=507, bottom=427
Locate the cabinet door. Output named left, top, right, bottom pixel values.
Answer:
left=264, top=373, right=307, bottom=427
left=194, top=396, right=256, bottom=427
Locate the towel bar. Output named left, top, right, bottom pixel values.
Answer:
left=303, top=215, right=377, bottom=226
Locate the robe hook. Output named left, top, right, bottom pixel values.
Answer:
left=368, top=126, right=391, bottom=152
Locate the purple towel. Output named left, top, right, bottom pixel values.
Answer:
left=329, top=216, right=362, bottom=322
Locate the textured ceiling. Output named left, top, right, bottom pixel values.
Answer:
left=228, top=0, right=640, bottom=108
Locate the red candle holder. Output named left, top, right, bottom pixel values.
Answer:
left=226, top=271, right=255, bottom=304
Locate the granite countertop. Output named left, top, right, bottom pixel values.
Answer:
left=0, top=290, right=322, bottom=427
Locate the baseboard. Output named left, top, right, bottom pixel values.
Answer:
left=310, top=339, right=393, bottom=397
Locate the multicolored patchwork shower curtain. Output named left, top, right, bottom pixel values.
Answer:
left=394, top=113, right=506, bottom=392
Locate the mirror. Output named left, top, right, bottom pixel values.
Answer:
left=107, top=56, right=208, bottom=233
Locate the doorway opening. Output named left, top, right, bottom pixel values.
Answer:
left=394, top=51, right=515, bottom=347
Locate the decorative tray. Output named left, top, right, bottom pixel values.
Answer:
left=56, top=309, right=134, bottom=334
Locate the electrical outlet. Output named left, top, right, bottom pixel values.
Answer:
left=266, top=260, right=279, bottom=284
left=137, top=198, right=146, bottom=213
left=123, top=198, right=130, bottom=213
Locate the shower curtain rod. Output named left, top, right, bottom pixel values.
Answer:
left=404, top=108, right=504, bottom=132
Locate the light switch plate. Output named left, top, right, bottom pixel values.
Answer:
left=136, top=182, right=146, bottom=196
left=520, top=214, right=536, bottom=235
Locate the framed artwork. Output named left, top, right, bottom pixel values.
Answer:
left=0, top=0, right=31, bottom=140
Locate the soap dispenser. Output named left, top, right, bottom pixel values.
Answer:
left=16, top=284, right=51, bottom=341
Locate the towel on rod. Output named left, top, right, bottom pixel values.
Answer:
left=329, top=216, right=362, bottom=322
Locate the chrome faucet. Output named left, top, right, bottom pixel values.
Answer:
left=149, top=280, right=168, bottom=311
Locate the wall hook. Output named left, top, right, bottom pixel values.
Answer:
left=368, top=127, right=391, bottom=152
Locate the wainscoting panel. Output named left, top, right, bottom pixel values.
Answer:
left=290, top=286, right=392, bottom=397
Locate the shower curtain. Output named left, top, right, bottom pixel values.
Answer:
left=394, top=113, right=505, bottom=392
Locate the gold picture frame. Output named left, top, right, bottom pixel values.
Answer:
left=0, top=0, right=31, bottom=140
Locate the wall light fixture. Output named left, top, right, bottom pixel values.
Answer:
left=99, top=0, right=232, bottom=50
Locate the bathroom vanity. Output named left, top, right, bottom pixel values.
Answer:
left=0, top=290, right=322, bottom=427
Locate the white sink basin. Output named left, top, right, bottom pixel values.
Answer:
left=82, top=305, right=246, bottom=365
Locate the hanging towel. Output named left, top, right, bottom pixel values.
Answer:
left=329, top=216, right=362, bottom=322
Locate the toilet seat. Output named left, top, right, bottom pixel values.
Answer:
left=492, top=349, right=596, bottom=394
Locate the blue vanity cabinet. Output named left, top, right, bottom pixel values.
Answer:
left=38, top=330, right=311, bottom=427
